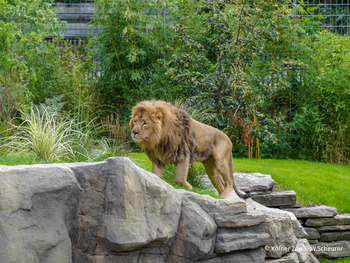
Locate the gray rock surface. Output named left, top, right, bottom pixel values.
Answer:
left=265, top=252, right=300, bottom=263
left=234, top=172, right=275, bottom=193
left=178, top=190, right=262, bottom=228
left=252, top=191, right=296, bottom=207
left=306, top=214, right=350, bottom=227
left=0, top=164, right=80, bottom=263
left=304, top=228, right=320, bottom=240
left=215, top=223, right=270, bottom=253
left=68, top=158, right=183, bottom=261
left=292, top=239, right=311, bottom=263
left=246, top=199, right=300, bottom=258
left=307, top=253, right=319, bottom=263
left=316, top=225, right=350, bottom=232
left=95, top=158, right=182, bottom=253
left=282, top=206, right=337, bottom=219
left=320, top=231, right=350, bottom=242
left=312, top=241, right=350, bottom=259
left=221, top=248, right=266, bottom=263
left=247, top=199, right=308, bottom=239
left=168, top=195, right=217, bottom=261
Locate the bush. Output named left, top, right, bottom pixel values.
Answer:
left=90, top=0, right=188, bottom=121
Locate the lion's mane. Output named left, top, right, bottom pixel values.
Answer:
left=130, top=100, right=196, bottom=164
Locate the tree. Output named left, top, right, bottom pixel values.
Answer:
left=167, top=0, right=295, bottom=155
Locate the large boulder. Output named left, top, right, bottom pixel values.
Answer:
left=70, top=157, right=182, bottom=260
left=0, top=164, right=81, bottom=263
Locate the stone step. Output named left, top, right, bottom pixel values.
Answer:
left=312, top=241, right=350, bottom=259
left=316, top=225, right=350, bottom=232
left=320, top=231, right=350, bottom=242
left=282, top=205, right=337, bottom=219
left=251, top=191, right=297, bottom=207
left=306, top=214, right=350, bottom=227
left=234, top=172, right=275, bottom=193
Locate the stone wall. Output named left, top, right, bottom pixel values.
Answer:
left=238, top=173, right=350, bottom=260
left=0, top=158, right=318, bottom=263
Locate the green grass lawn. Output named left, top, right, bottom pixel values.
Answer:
left=232, top=158, right=350, bottom=213
left=320, top=258, right=350, bottom=263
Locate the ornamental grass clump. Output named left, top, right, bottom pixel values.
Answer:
left=4, top=106, right=75, bottom=163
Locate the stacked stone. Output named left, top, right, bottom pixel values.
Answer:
left=281, top=207, right=350, bottom=259
left=232, top=172, right=350, bottom=260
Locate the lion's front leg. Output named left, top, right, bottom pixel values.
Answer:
left=152, top=161, right=165, bottom=178
left=175, top=156, right=193, bottom=190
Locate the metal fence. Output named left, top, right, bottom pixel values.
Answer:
left=294, top=0, right=350, bottom=35
left=54, top=0, right=349, bottom=40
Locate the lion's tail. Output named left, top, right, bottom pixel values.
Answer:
left=230, top=152, right=250, bottom=199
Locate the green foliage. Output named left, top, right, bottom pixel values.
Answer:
left=167, top=0, right=296, bottom=150
left=0, top=0, right=62, bottom=133
left=90, top=0, right=185, bottom=121
left=3, top=106, right=75, bottom=163
left=0, top=0, right=98, bottom=136
left=281, top=31, right=350, bottom=164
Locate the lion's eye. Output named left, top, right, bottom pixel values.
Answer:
left=143, top=122, right=147, bottom=126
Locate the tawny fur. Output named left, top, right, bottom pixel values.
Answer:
left=129, top=100, right=247, bottom=199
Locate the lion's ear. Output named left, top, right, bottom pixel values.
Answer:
left=153, top=110, right=162, bottom=121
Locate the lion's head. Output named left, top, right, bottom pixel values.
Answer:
left=129, top=100, right=178, bottom=149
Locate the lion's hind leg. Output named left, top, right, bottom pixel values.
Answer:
left=214, top=152, right=249, bottom=199
left=202, top=157, right=225, bottom=195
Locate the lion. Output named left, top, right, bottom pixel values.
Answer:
left=129, top=100, right=248, bottom=199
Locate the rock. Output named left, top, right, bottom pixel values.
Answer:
left=304, top=228, right=320, bottom=240
left=0, top=164, right=80, bottom=263
left=221, top=248, right=266, bottom=263
left=66, top=161, right=109, bottom=258
left=246, top=199, right=308, bottom=239
left=94, top=158, right=182, bottom=253
left=292, top=239, right=312, bottom=263
left=312, top=241, right=350, bottom=259
left=307, top=253, right=319, bottom=263
left=316, top=225, right=350, bottom=232
left=265, top=252, right=300, bottom=263
left=308, top=240, right=318, bottom=244
left=282, top=206, right=337, bottom=219
left=306, top=214, right=350, bottom=227
left=234, top=172, right=275, bottom=193
left=248, top=191, right=272, bottom=195
left=168, top=195, right=217, bottom=261
left=73, top=250, right=141, bottom=263
left=215, top=223, right=270, bottom=253
left=197, top=257, right=222, bottom=263
left=178, top=190, right=261, bottom=228
left=320, top=231, right=350, bottom=242
left=246, top=199, right=300, bottom=258
left=252, top=191, right=296, bottom=207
